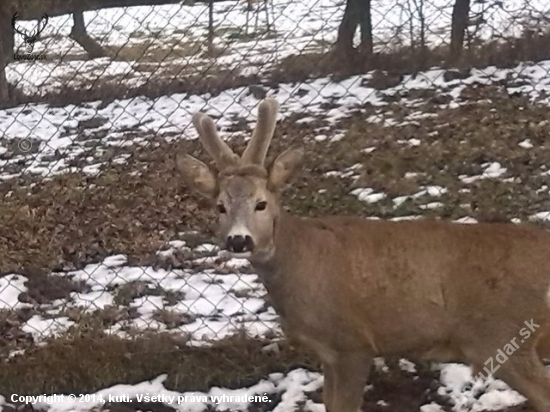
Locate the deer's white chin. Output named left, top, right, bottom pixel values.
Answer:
left=229, top=251, right=252, bottom=259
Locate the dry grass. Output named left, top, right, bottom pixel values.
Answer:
left=0, top=324, right=460, bottom=411
left=0, top=141, right=218, bottom=274
left=273, top=31, right=550, bottom=83
left=0, top=330, right=318, bottom=396
left=6, top=64, right=252, bottom=109
left=5, top=28, right=550, bottom=109
left=106, top=39, right=205, bottom=62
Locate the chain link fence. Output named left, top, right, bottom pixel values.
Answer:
left=0, top=0, right=550, bottom=402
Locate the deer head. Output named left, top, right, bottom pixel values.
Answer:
left=176, top=98, right=303, bottom=260
left=12, top=12, right=49, bottom=54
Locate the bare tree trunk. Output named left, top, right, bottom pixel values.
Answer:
left=207, top=0, right=214, bottom=51
left=450, top=0, right=470, bottom=63
left=358, top=0, right=372, bottom=55
left=411, top=0, right=426, bottom=69
left=1, top=16, right=14, bottom=63
left=418, top=0, right=425, bottom=52
left=336, top=0, right=372, bottom=55
left=0, top=7, right=11, bottom=105
left=70, top=11, right=107, bottom=58
left=0, top=59, right=9, bottom=106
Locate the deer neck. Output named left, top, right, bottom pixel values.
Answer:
left=248, top=209, right=296, bottom=296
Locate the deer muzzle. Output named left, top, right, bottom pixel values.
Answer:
left=226, top=235, right=254, bottom=255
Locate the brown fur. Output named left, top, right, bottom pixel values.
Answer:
left=177, top=98, right=550, bottom=412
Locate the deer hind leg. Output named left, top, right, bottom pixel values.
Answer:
left=323, top=353, right=371, bottom=412
left=536, top=329, right=550, bottom=363
left=465, top=345, right=549, bottom=412
left=494, top=352, right=550, bottom=412
left=459, top=332, right=550, bottom=411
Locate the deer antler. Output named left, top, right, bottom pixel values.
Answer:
left=192, top=112, right=239, bottom=170
left=28, top=14, right=49, bottom=42
left=11, top=12, right=28, bottom=38
left=191, top=98, right=279, bottom=170
left=241, top=98, right=279, bottom=166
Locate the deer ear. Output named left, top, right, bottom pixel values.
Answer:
left=176, top=154, right=218, bottom=198
left=268, top=147, right=304, bottom=191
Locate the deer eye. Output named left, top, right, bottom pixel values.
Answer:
left=255, top=201, right=267, bottom=211
left=217, top=204, right=226, bottom=214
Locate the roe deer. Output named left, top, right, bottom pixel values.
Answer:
left=176, top=98, right=550, bottom=412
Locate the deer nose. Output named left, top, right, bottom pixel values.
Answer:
left=226, top=235, right=254, bottom=253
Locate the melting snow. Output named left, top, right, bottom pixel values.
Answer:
left=0, top=275, right=29, bottom=310
left=460, top=162, right=507, bottom=183
left=351, top=188, right=387, bottom=204
left=518, top=139, right=533, bottom=149
left=2, top=59, right=550, bottom=180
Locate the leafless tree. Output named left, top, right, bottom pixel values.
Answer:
left=450, top=0, right=471, bottom=63
left=335, top=0, right=372, bottom=56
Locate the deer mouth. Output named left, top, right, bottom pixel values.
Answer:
left=228, top=251, right=252, bottom=259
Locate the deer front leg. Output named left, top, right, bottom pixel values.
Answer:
left=322, top=361, right=335, bottom=412
left=323, top=353, right=372, bottom=412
